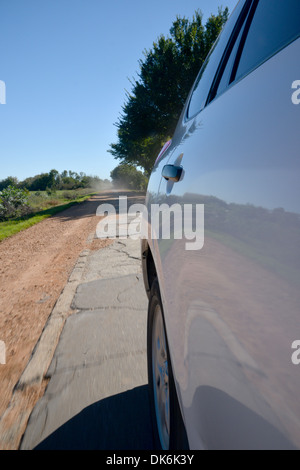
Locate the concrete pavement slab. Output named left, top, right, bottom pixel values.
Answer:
left=72, top=274, right=148, bottom=311
left=82, top=238, right=143, bottom=282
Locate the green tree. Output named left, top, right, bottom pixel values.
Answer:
left=110, top=164, right=148, bottom=190
left=0, top=176, right=19, bottom=191
left=109, top=7, right=229, bottom=175
left=29, top=173, right=53, bottom=191
left=48, top=169, right=60, bottom=189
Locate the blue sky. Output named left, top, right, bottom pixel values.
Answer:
left=0, top=0, right=238, bottom=182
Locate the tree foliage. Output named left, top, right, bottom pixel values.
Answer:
left=0, top=176, right=19, bottom=191
left=109, top=7, right=229, bottom=175
left=110, top=164, right=148, bottom=191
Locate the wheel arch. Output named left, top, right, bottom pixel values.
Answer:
left=141, top=239, right=157, bottom=299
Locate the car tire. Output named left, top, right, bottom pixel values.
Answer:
left=147, top=277, right=189, bottom=450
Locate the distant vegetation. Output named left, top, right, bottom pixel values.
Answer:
left=0, top=169, right=113, bottom=239
left=0, top=169, right=111, bottom=193
left=0, top=185, right=100, bottom=240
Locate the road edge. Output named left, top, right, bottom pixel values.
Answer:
left=0, top=247, right=91, bottom=450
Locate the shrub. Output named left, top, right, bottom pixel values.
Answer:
left=0, top=185, right=32, bottom=221
left=62, top=191, right=76, bottom=200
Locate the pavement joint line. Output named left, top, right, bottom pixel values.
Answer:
left=44, top=349, right=148, bottom=378
left=69, top=305, right=147, bottom=312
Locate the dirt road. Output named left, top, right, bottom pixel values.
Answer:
left=0, top=192, right=119, bottom=425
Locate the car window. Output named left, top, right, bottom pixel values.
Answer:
left=216, top=24, right=245, bottom=97
left=235, top=0, right=300, bottom=82
left=211, top=4, right=250, bottom=100
left=186, top=0, right=246, bottom=119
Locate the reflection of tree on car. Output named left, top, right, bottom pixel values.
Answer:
left=200, top=194, right=300, bottom=284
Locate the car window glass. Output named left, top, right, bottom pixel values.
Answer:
left=187, top=0, right=245, bottom=119
left=235, top=0, right=300, bottom=81
left=216, top=16, right=247, bottom=97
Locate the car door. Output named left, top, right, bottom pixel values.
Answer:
left=154, top=0, right=300, bottom=449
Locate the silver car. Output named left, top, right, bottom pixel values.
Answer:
left=142, top=0, right=300, bottom=450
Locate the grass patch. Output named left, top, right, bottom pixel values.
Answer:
left=0, top=191, right=96, bottom=242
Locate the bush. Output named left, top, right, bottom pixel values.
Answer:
left=0, top=186, right=32, bottom=221
left=62, top=190, right=76, bottom=200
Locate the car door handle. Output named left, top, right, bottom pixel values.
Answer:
left=162, top=164, right=183, bottom=182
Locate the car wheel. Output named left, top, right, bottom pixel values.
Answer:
left=147, top=278, right=189, bottom=450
